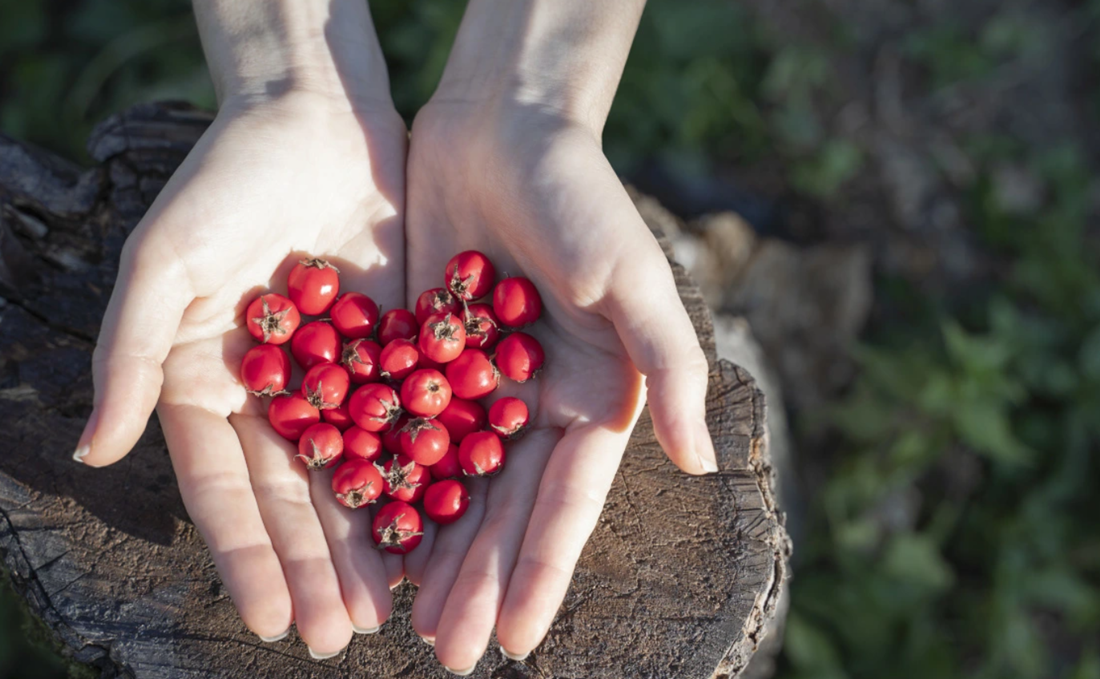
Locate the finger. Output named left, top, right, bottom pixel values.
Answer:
left=495, top=424, right=633, bottom=657
left=606, top=243, right=717, bottom=475
left=308, top=471, right=393, bottom=634
left=231, top=413, right=353, bottom=658
left=77, top=231, right=192, bottom=467
left=409, top=479, right=488, bottom=642
left=432, top=428, right=559, bottom=673
left=159, top=403, right=293, bottom=640
left=403, top=516, right=438, bottom=587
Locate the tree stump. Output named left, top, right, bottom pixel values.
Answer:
left=0, top=102, right=790, bottom=679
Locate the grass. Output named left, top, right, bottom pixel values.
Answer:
left=1, top=1, right=1097, bottom=678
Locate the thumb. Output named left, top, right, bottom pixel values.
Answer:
left=605, top=244, right=717, bottom=475
left=75, top=232, right=192, bottom=467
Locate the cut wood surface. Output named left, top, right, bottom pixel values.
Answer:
left=0, top=102, right=789, bottom=679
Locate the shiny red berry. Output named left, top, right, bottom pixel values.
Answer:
left=458, top=431, right=505, bottom=476
left=246, top=293, right=300, bottom=344
left=296, top=422, right=343, bottom=470
left=399, top=417, right=451, bottom=466
left=489, top=397, right=529, bottom=439
left=268, top=392, right=321, bottom=441
left=372, top=501, right=424, bottom=554
left=240, top=344, right=291, bottom=396
left=382, top=413, right=410, bottom=456
left=288, top=258, right=340, bottom=315
left=419, top=312, right=466, bottom=363
left=423, top=479, right=471, bottom=525
left=322, top=400, right=354, bottom=430
left=342, top=426, right=383, bottom=463
left=430, top=443, right=463, bottom=480
left=377, top=308, right=418, bottom=345
left=463, top=303, right=501, bottom=350
left=379, top=338, right=419, bottom=380
left=445, top=250, right=496, bottom=301
left=332, top=459, right=383, bottom=508
left=342, top=338, right=382, bottom=384
left=446, top=349, right=499, bottom=400
left=492, top=277, right=542, bottom=327
left=330, top=292, right=378, bottom=339
left=400, top=369, right=452, bottom=417
left=379, top=455, right=430, bottom=503
left=495, top=332, right=545, bottom=382
left=291, top=321, right=341, bottom=370
left=301, top=363, right=350, bottom=410
left=415, top=287, right=461, bottom=325
left=348, top=383, right=401, bottom=432
left=436, top=398, right=487, bottom=442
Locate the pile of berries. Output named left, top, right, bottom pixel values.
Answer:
left=239, top=252, right=543, bottom=553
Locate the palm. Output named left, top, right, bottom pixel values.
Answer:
left=99, top=94, right=408, bottom=653
left=402, top=103, right=651, bottom=667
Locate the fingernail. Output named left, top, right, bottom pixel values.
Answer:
left=500, top=644, right=529, bottom=661
left=308, top=646, right=342, bottom=660
left=73, top=444, right=90, bottom=464
left=353, top=624, right=381, bottom=634
left=443, top=665, right=476, bottom=677
left=73, top=410, right=98, bottom=464
left=257, top=629, right=290, bottom=642
left=420, top=636, right=435, bottom=646
left=696, top=419, right=718, bottom=473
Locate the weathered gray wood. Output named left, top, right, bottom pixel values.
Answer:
left=0, top=102, right=789, bottom=679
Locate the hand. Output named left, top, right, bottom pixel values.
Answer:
left=401, top=97, right=717, bottom=671
left=76, top=89, right=408, bottom=655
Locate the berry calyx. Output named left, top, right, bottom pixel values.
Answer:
left=332, top=459, right=383, bottom=508
left=419, top=312, right=466, bottom=363
left=288, top=258, right=341, bottom=315
left=399, top=417, right=451, bottom=466
left=246, top=293, right=300, bottom=344
left=445, top=250, right=496, bottom=300
left=302, top=363, right=350, bottom=410
left=415, top=287, right=461, bottom=325
left=348, top=383, right=402, bottom=432
left=372, top=501, right=424, bottom=554
left=296, top=423, right=344, bottom=470
left=378, top=455, right=429, bottom=503
left=342, top=338, right=382, bottom=384
left=489, top=396, right=530, bottom=439
left=458, top=431, right=505, bottom=476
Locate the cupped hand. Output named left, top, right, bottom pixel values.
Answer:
left=77, top=91, right=407, bottom=655
left=402, top=99, right=717, bottom=671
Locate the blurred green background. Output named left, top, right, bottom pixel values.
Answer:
left=2, top=1, right=1099, bottom=678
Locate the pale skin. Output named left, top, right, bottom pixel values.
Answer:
left=75, top=0, right=718, bottom=673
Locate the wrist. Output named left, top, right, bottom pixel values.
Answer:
left=194, top=0, right=392, bottom=112
left=432, top=0, right=645, bottom=136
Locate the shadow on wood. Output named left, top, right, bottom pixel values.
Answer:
left=0, top=102, right=789, bottom=679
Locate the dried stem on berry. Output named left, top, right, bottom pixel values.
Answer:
left=298, top=257, right=340, bottom=273
left=376, top=459, right=421, bottom=493
left=252, top=297, right=292, bottom=343
left=373, top=513, right=423, bottom=551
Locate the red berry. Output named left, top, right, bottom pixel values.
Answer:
left=436, top=398, right=487, bottom=442
left=332, top=459, right=383, bottom=508
left=342, top=338, right=382, bottom=384
left=291, top=321, right=341, bottom=370
left=330, top=292, right=378, bottom=339
left=268, top=392, right=321, bottom=441
left=379, top=338, right=419, bottom=380
left=446, top=349, right=499, bottom=400
left=372, top=501, right=424, bottom=554
left=430, top=443, right=463, bottom=480
left=288, top=258, right=340, bottom=315
left=301, top=363, right=350, bottom=410
left=492, top=277, right=542, bottom=327
left=296, top=422, right=343, bottom=471
left=458, top=431, right=505, bottom=476
left=348, top=383, right=401, bottom=432
left=446, top=250, right=496, bottom=301
left=379, top=455, right=430, bottom=503
left=343, top=426, right=383, bottom=463
left=377, top=308, right=418, bottom=345
left=489, top=397, right=530, bottom=439
left=240, top=344, right=291, bottom=396
left=246, top=293, right=300, bottom=344
left=463, top=303, right=501, bottom=350
left=400, top=369, right=453, bottom=417
left=415, top=287, right=461, bottom=325
left=419, top=312, right=466, bottom=363
left=423, top=479, right=471, bottom=525
left=495, top=332, right=545, bottom=382
left=322, top=400, right=354, bottom=430
left=399, top=417, right=451, bottom=466
left=382, top=413, right=410, bottom=455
